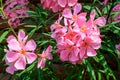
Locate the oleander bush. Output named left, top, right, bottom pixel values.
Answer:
left=0, top=0, right=120, bottom=80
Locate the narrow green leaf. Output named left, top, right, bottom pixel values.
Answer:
left=0, top=30, right=10, bottom=43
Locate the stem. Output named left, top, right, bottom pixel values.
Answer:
left=0, top=7, right=17, bottom=37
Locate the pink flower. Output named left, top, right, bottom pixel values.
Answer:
left=62, top=3, right=82, bottom=21
left=3, top=0, right=29, bottom=27
left=5, top=30, right=37, bottom=74
left=79, top=35, right=101, bottom=59
left=103, top=0, right=109, bottom=5
left=41, top=0, right=78, bottom=12
left=112, top=3, right=120, bottom=12
left=58, top=0, right=77, bottom=7
left=37, top=45, right=53, bottom=69
left=116, top=43, right=120, bottom=51
left=111, top=3, right=120, bottom=22
left=56, top=39, right=80, bottom=64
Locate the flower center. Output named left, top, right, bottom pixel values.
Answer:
left=67, top=45, right=73, bottom=50
left=82, top=42, right=89, bottom=47
left=20, top=50, right=26, bottom=55
left=72, top=15, right=78, bottom=21
left=81, top=27, right=87, bottom=32
left=69, top=33, right=74, bottom=39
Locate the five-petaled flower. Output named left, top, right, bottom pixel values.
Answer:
left=5, top=30, right=37, bottom=74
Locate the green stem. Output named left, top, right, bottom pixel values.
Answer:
left=0, top=7, right=17, bottom=37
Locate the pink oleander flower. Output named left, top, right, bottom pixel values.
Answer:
left=62, top=3, right=82, bottom=21
left=5, top=30, right=37, bottom=74
left=50, top=17, right=67, bottom=43
left=56, top=39, right=80, bottom=64
left=41, top=0, right=78, bottom=12
left=111, top=3, right=120, bottom=22
left=3, top=0, right=29, bottom=28
left=116, top=43, right=120, bottom=51
left=51, top=8, right=105, bottom=64
left=103, top=0, right=109, bottom=5
left=37, top=45, right=53, bottom=69
left=112, top=3, right=120, bottom=12
left=58, top=0, right=77, bottom=7
left=79, top=35, right=101, bottom=59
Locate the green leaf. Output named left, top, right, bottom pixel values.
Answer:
left=0, top=30, right=10, bottom=43
left=84, top=59, right=96, bottom=80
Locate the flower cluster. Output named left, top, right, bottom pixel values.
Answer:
left=40, top=0, right=78, bottom=12
left=5, top=30, right=53, bottom=74
left=112, top=3, right=120, bottom=22
left=51, top=4, right=106, bottom=64
left=3, top=0, right=29, bottom=27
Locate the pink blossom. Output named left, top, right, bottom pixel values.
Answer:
left=111, top=3, right=120, bottom=22
left=103, top=0, right=109, bottom=5
left=62, top=3, right=82, bottom=21
left=51, top=8, right=105, bottom=64
left=58, top=0, right=77, bottom=7
left=3, top=0, right=29, bottom=28
left=79, top=35, right=101, bottom=59
left=37, top=45, right=53, bottom=69
left=112, top=3, right=120, bottom=12
left=5, top=30, right=37, bottom=74
left=41, top=0, right=78, bottom=12
left=116, top=43, right=120, bottom=51
left=56, top=39, right=80, bottom=64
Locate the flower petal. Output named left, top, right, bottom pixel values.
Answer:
left=62, top=8, right=72, bottom=18
left=25, top=40, right=36, bottom=51
left=14, top=56, right=26, bottom=70
left=95, top=17, right=106, bottom=26
left=68, top=0, right=77, bottom=6
left=87, top=46, right=97, bottom=56
left=79, top=47, right=87, bottom=59
left=6, top=63, right=17, bottom=74
left=8, top=38, right=21, bottom=51
left=73, top=3, right=82, bottom=14
left=37, top=59, right=46, bottom=69
left=45, top=45, right=53, bottom=60
left=58, top=0, right=67, bottom=7
left=18, top=30, right=26, bottom=41
left=25, top=52, right=37, bottom=64
left=60, top=50, right=69, bottom=61
left=6, top=51, right=20, bottom=63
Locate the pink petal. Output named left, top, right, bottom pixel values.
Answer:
left=58, top=0, right=67, bottom=7
left=60, top=50, right=69, bottom=61
left=95, top=17, right=106, bottom=26
left=25, top=52, right=37, bottom=64
left=6, top=51, right=20, bottom=63
left=66, top=39, right=74, bottom=46
left=45, top=45, right=53, bottom=60
left=73, top=3, right=82, bottom=15
left=68, top=0, right=77, bottom=6
left=62, top=8, right=72, bottom=18
left=37, top=59, right=46, bottom=69
left=14, top=56, right=26, bottom=70
left=80, top=47, right=87, bottom=59
left=8, top=38, right=21, bottom=51
left=52, top=4, right=60, bottom=12
left=6, top=64, right=16, bottom=74
left=69, top=52, right=79, bottom=62
left=7, top=35, right=16, bottom=43
left=25, top=40, right=36, bottom=51
left=87, top=46, right=97, bottom=56
left=73, top=47, right=79, bottom=56
left=18, top=30, right=25, bottom=41
left=90, top=10, right=96, bottom=20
